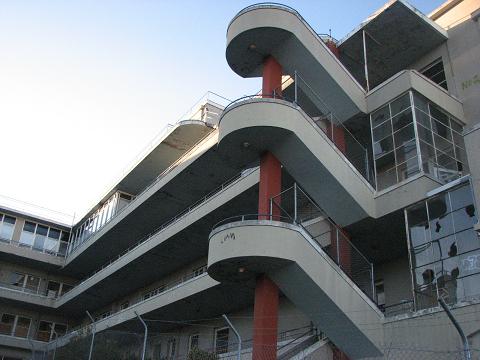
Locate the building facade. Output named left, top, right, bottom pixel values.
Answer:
left=1, top=0, right=480, bottom=359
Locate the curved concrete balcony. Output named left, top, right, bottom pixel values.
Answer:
left=208, top=219, right=384, bottom=359
left=226, top=3, right=366, bottom=121
left=218, top=98, right=441, bottom=225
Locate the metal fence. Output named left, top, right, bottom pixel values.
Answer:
left=270, top=183, right=375, bottom=302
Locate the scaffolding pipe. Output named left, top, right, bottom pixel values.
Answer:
left=135, top=311, right=148, bottom=360
left=438, top=297, right=472, bottom=360
left=222, top=314, right=242, bottom=360
left=86, top=311, right=96, bottom=360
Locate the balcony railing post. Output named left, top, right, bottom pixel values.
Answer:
left=293, top=183, right=298, bottom=224
left=336, top=229, right=340, bottom=266
left=269, top=198, right=273, bottom=221
left=371, top=263, right=376, bottom=301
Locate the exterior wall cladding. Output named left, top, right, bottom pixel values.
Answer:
left=1, top=1, right=480, bottom=359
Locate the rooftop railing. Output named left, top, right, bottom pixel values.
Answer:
left=60, top=167, right=259, bottom=299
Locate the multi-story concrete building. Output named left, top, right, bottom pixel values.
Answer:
left=1, top=0, right=480, bottom=359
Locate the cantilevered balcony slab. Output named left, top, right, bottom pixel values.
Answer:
left=226, top=4, right=366, bottom=121
left=0, top=241, right=64, bottom=272
left=218, top=99, right=441, bottom=225
left=55, top=169, right=259, bottom=315
left=367, top=70, right=465, bottom=122
left=0, top=334, right=47, bottom=352
left=338, top=0, right=448, bottom=89
left=64, top=133, right=249, bottom=277
left=208, top=221, right=384, bottom=359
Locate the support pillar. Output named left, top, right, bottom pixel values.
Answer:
left=252, top=55, right=283, bottom=360
left=262, top=56, right=282, bottom=98
left=252, top=275, right=279, bottom=360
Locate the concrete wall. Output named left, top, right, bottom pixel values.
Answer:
left=415, top=0, right=480, bottom=126
left=375, top=257, right=413, bottom=309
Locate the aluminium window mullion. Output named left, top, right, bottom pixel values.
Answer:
left=389, top=103, right=399, bottom=183
left=410, top=91, right=423, bottom=174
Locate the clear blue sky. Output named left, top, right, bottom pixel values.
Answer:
left=0, top=0, right=445, bottom=221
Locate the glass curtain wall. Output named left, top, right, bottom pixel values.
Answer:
left=405, top=181, right=479, bottom=310
left=371, top=91, right=467, bottom=190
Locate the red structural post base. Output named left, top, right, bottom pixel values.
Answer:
left=252, top=275, right=279, bottom=360
left=262, top=56, right=283, bottom=98
left=258, top=152, right=282, bottom=220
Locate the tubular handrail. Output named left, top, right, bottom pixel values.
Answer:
left=67, top=129, right=218, bottom=257
left=212, top=214, right=294, bottom=230
left=59, top=167, right=259, bottom=299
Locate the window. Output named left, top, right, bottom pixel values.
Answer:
left=60, top=283, right=73, bottom=296
left=0, top=214, right=16, bottom=242
left=37, top=321, right=53, bottom=342
left=19, top=221, right=70, bottom=256
left=0, top=314, right=15, bottom=335
left=119, top=301, right=129, bottom=310
left=8, top=272, right=40, bottom=293
left=413, top=92, right=467, bottom=183
left=421, top=58, right=448, bottom=90
left=14, top=317, right=31, bottom=338
left=215, top=327, right=229, bottom=354
left=167, top=338, right=176, bottom=360
left=94, top=311, right=112, bottom=321
left=0, top=314, right=31, bottom=338
left=375, top=280, right=386, bottom=310
left=47, top=281, right=61, bottom=298
left=371, top=93, right=420, bottom=190
left=36, top=321, right=67, bottom=341
left=193, top=265, right=207, bottom=277
left=406, top=182, right=479, bottom=309
left=189, top=334, right=200, bottom=351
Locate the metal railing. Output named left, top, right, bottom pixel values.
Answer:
left=219, top=71, right=375, bottom=186
left=269, top=183, right=376, bottom=302
left=52, top=266, right=211, bottom=347
left=0, top=237, right=68, bottom=258
left=67, top=130, right=218, bottom=257
left=59, top=167, right=259, bottom=300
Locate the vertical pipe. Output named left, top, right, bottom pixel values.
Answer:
left=438, top=298, right=472, bottom=360
left=362, top=30, right=370, bottom=91
left=86, top=311, right=96, bottom=360
left=293, top=183, right=298, bottom=224
left=135, top=312, right=148, bottom=360
left=222, top=314, right=242, bottom=360
left=336, top=229, right=340, bottom=265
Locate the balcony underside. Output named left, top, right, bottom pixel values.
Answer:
left=56, top=174, right=259, bottom=316
left=64, top=137, right=244, bottom=277
left=208, top=221, right=383, bottom=359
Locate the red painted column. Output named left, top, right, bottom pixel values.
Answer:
left=262, top=56, right=282, bottom=98
left=252, top=56, right=283, bottom=360
left=325, top=40, right=340, bottom=59
left=252, top=275, right=279, bottom=360
left=258, top=152, right=282, bottom=220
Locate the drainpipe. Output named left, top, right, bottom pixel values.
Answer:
left=135, top=311, right=148, bottom=360
left=86, top=311, right=96, bottom=360
left=438, top=297, right=472, bottom=360
left=222, top=314, right=242, bottom=360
